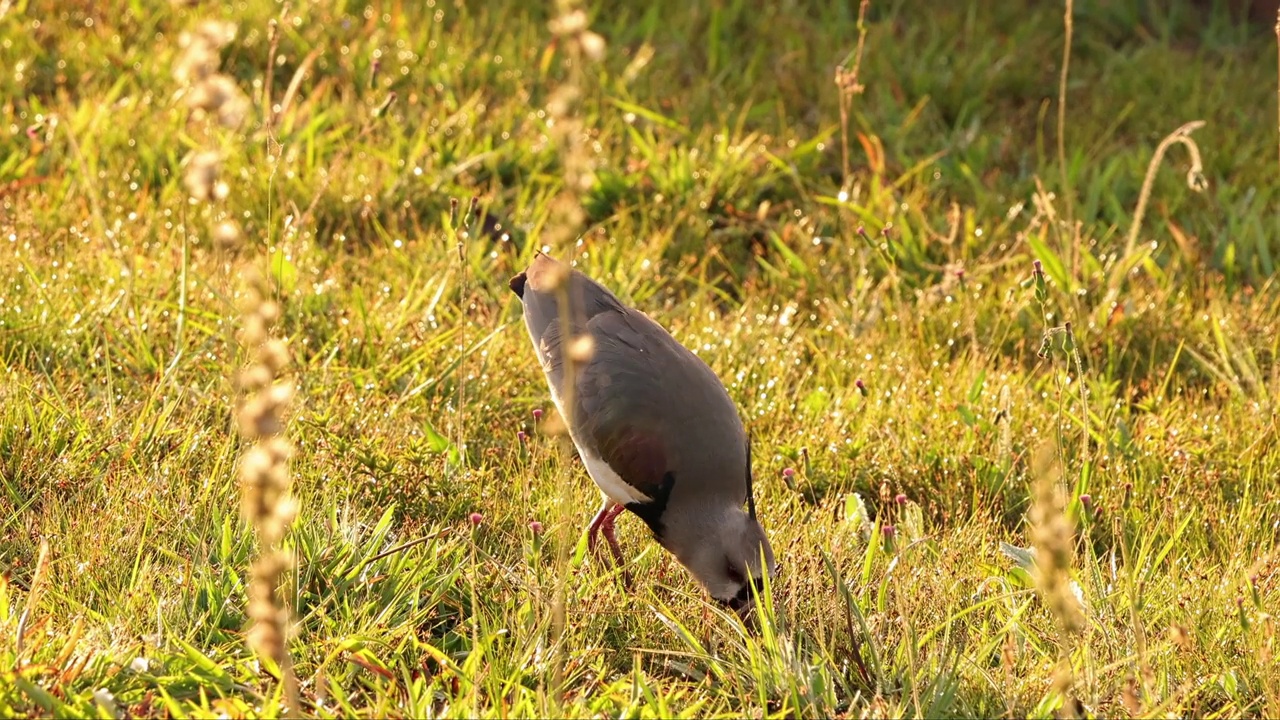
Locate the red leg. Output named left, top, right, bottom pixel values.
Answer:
left=598, top=502, right=627, bottom=568
left=585, top=499, right=631, bottom=587
left=586, top=499, right=616, bottom=553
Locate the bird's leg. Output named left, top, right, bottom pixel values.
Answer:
left=585, top=498, right=631, bottom=588
left=598, top=502, right=627, bottom=565
left=586, top=497, right=616, bottom=555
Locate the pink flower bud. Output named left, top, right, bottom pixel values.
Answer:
left=468, top=512, right=483, bottom=526
left=532, top=408, right=544, bottom=421
left=782, top=467, right=795, bottom=478
left=529, top=520, right=544, bottom=535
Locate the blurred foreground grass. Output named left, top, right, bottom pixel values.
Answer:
left=1, top=0, right=1278, bottom=716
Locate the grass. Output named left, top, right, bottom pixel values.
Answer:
left=2, top=0, right=1279, bottom=716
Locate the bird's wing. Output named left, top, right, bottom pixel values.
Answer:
left=540, top=309, right=676, bottom=516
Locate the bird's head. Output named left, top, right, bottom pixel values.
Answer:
left=684, top=507, right=777, bottom=617
left=674, top=433, right=776, bottom=618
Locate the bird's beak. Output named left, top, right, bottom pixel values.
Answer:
left=721, top=575, right=769, bottom=622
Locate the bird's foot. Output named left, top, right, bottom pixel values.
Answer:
left=586, top=502, right=631, bottom=588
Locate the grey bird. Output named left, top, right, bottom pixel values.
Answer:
left=508, top=252, right=776, bottom=614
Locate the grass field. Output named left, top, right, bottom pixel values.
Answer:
left=3, top=0, right=1279, bottom=716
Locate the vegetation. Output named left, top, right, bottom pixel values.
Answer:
left=2, top=0, right=1278, bottom=716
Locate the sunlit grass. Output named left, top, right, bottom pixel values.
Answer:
left=2, top=0, right=1278, bottom=717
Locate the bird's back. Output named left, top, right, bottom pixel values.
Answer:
left=510, top=254, right=748, bottom=508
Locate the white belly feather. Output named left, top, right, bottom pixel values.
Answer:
left=580, top=446, right=653, bottom=505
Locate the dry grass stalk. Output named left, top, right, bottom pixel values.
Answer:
left=15, top=539, right=51, bottom=658
left=1109, top=120, right=1207, bottom=302
left=1057, top=0, right=1075, bottom=232
left=835, top=0, right=871, bottom=184
left=541, top=0, right=606, bottom=709
left=236, top=268, right=301, bottom=713
left=1028, top=442, right=1085, bottom=716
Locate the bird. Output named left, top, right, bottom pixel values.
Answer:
left=508, top=252, right=776, bottom=615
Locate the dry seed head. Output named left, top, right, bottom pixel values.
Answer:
left=186, top=74, right=249, bottom=125
left=1029, top=443, right=1086, bottom=636
left=265, top=381, right=295, bottom=410
left=245, top=551, right=292, bottom=663
left=238, top=394, right=285, bottom=438
left=186, top=72, right=238, bottom=111
left=546, top=86, right=580, bottom=119
left=173, top=21, right=237, bottom=85
left=549, top=9, right=588, bottom=36
left=172, top=41, right=218, bottom=85
left=240, top=445, right=273, bottom=483
left=567, top=334, right=595, bottom=363
left=579, top=31, right=606, bottom=61
left=233, top=263, right=299, bottom=709
left=259, top=339, right=290, bottom=374
left=194, top=19, right=237, bottom=48
left=182, top=150, right=222, bottom=201
left=542, top=411, right=568, bottom=437
left=212, top=219, right=243, bottom=251
left=239, top=313, right=267, bottom=347
left=263, top=436, right=293, bottom=463
left=543, top=261, right=571, bottom=289
left=258, top=300, right=281, bottom=326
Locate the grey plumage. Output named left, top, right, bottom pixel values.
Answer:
left=509, top=252, right=775, bottom=613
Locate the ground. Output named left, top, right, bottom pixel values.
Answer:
left=1, top=0, right=1278, bottom=717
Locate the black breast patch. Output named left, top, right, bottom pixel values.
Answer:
left=625, top=471, right=675, bottom=539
